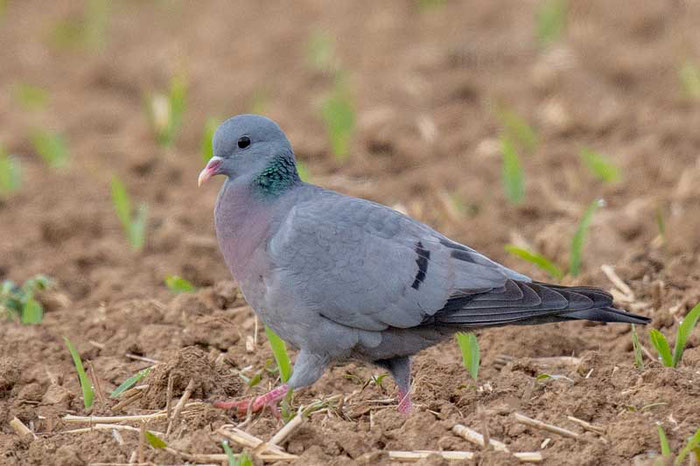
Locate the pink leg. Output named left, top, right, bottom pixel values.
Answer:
left=213, top=384, right=289, bottom=416
left=397, top=387, right=412, bottom=415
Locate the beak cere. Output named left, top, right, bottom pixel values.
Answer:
left=198, top=156, right=224, bottom=187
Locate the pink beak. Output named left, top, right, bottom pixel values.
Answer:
left=198, top=156, right=224, bottom=187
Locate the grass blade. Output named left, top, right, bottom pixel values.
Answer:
left=145, top=430, right=167, bottom=449
left=500, top=135, right=524, bottom=204
left=64, top=337, right=94, bottom=409
left=21, top=297, right=43, bottom=324
left=0, top=147, right=22, bottom=198
left=200, top=117, right=220, bottom=164
left=456, top=332, right=480, bottom=381
left=264, top=325, right=292, bottom=383
left=222, top=441, right=236, bottom=466
left=631, top=324, right=644, bottom=371
left=321, top=75, right=355, bottom=162
left=30, top=129, right=69, bottom=168
left=110, top=367, right=151, bottom=398
left=649, top=329, right=673, bottom=367
left=674, top=427, right=700, bottom=466
left=495, top=106, right=538, bottom=153
left=657, top=424, right=671, bottom=458
left=110, top=177, right=131, bottom=232
left=679, top=61, right=700, bottom=100
left=671, top=302, right=700, bottom=368
left=129, top=203, right=148, bottom=251
left=12, top=83, right=49, bottom=111
left=536, top=0, right=568, bottom=48
left=569, top=199, right=601, bottom=277
left=579, top=148, right=620, bottom=183
left=164, top=275, right=195, bottom=293
left=505, top=244, right=564, bottom=280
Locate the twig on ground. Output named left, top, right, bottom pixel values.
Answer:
left=88, top=340, right=106, bottom=350
left=566, top=416, right=608, bottom=443
left=216, top=425, right=298, bottom=461
left=60, top=423, right=165, bottom=436
left=138, top=423, right=145, bottom=463
left=111, top=390, right=144, bottom=412
left=112, top=428, right=125, bottom=446
left=10, top=417, right=37, bottom=440
left=452, top=424, right=508, bottom=451
left=166, top=378, right=196, bottom=435
left=269, top=409, right=304, bottom=446
left=514, top=413, right=581, bottom=440
left=165, top=372, right=174, bottom=420
left=387, top=451, right=475, bottom=461
left=125, top=353, right=161, bottom=364
left=601, top=264, right=634, bottom=301
left=87, top=361, right=107, bottom=406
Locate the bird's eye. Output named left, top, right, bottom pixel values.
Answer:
left=237, top=136, right=251, bottom=149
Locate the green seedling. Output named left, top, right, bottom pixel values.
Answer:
left=535, top=373, right=573, bottom=384
left=679, top=61, right=700, bottom=100
left=504, top=244, right=564, bottom=280
left=111, top=176, right=148, bottom=251
left=164, top=275, right=195, bottom=293
left=456, top=332, right=480, bottom=381
left=222, top=442, right=253, bottom=466
left=536, top=0, right=568, bottom=48
left=64, top=337, right=94, bottom=409
left=500, top=135, right=524, bottom=205
left=146, top=73, right=187, bottom=147
left=200, top=117, right=220, bottom=164
left=674, top=427, right=700, bottom=466
left=13, top=83, right=49, bottom=111
left=306, top=30, right=336, bottom=73
left=0, top=146, right=22, bottom=199
left=0, top=275, right=53, bottom=324
left=30, top=129, right=69, bottom=168
left=649, top=302, right=700, bottom=368
left=579, top=148, right=620, bottom=183
left=631, top=324, right=644, bottom=371
left=296, top=160, right=311, bottom=182
left=371, top=373, right=387, bottom=389
left=321, top=75, right=355, bottom=162
left=50, top=0, right=110, bottom=50
left=145, top=430, right=167, bottom=449
left=569, top=199, right=602, bottom=277
left=264, top=326, right=292, bottom=383
left=494, top=105, right=538, bottom=153
left=110, top=367, right=151, bottom=398
left=658, top=424, right=672, bottom=460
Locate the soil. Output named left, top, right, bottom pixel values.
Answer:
left=1, top=0, right=700, bottom=464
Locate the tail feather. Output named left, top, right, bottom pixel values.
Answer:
left=430, top=280, right=650, bottom=328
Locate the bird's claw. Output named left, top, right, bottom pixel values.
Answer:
left=213, top=384, right=289, bottom=418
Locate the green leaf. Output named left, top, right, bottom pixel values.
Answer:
left=13, top=83, right=49, bottom=111
left=30, top=129, right=69, bottom=168
left=129, top=203, right=148, bottom=251
left=631, top=324, right=644, bottom=371
left=504, top=244, right=563, bottom=280
left=64, top=337, right=94, bottom=409
left=110, top=367, right=151, bottom=398
left=500, top=135, right=524, bottom=204
left=456, top=332, right=480, bottom=381
left=579, top=148, right=620, bottom=183
left=321, top=76, right=355, bottom=162
left=21, top=297, right=43, bottom=324
left=144, top=430, right=167, bottom=449
left=536, top=0, right=568, bottom=48
left=569, top=199, right=601, bottom=277
left=264, top=326, right=292, bottom=383
left=679, top=61, right=700, bottom=100
left=222, top=441, right=236, bottom=466
left=649, top=329, right=673, bottom=367
left=674, top=427, right=700, bottom=466
left=0, top=147, right=22, bottom=198
left=167, top=74, right=187, bottom=145
left=494, top=106, right=538, bottom=153
left=111, top=177, right=147, bottom=251
left=111, top=176, right=131, bottom=231
left=657, top=424, right=671, bottom=459
left=672, top=302, right=700, bottom=368
left=200, top=117, right=220, bottom=164
left=164, top=275, right=195, bottom=293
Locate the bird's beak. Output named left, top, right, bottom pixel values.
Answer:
left=198, top=156, right=224, bottom=187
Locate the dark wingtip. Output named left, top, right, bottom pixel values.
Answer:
left=565, top=306, right=651, bottom=324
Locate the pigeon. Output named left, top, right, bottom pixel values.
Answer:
left=198, top=114, right=650, bottom=415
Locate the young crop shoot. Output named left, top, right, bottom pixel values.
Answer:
left=12, top=83, right=49, bottom=111
left=306, top=29, right=337, bottom=73
left=200, top=117, right=220, bottom=164
left=110, top=367, right=152, bottom=398
left=111, top=177, right=148, bottom=252
left=144, top=431, right=167, bottom=449
left=30, top=129, right=69, bottom=168
left=500, top=135, right=524, bottom=205
left=147, top=73, right=187, bottom=147
left=0, top=275, right=53, bottom=324
left=265, top=325, right=292, bottom=383
left=579, top=148, right=621, bottom=183
left=494, top=104, right=538, bottom=153
left=164, top=275, right=195, bottom=293
left=657, top=424, right=672, bottom=460
left=674, top=428, right=700, bottom=466
left=321, top=75, right=355, bottom=162
left=569, top=199, right=602, bottom=277
left=536, top=0, right=568, bottom=48
left=679, top=60, right=700, bottom=100
left=0, top=145, right=22, bottom=199
left=504, top=244, right=564, bottom=280
left=222, top=441, right=253, bottom=466
left=64, top=337, right=94, bottom=409
left=649, top=302, right=700, bottom=368
left=456, top=332, right=480, bottom=381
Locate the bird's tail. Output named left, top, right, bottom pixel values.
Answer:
left=431, top=280, right=650, bottom=327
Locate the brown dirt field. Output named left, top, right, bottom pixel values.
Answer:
left=1, top=0, right=700, bottom=464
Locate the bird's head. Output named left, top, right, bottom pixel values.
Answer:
left=198, top=114, right=295, bottom=187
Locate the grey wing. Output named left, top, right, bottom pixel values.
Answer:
left=267, top=190, right=531, bottom=332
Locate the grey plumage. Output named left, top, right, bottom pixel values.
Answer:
left=199, top=114, right=650, bottom=412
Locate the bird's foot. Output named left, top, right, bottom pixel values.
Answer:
left=213, top=384, right=289, bottom=417
left=397, top=388, right=412, bottom=415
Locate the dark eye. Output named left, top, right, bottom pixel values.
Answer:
left=237, top=136, right=251, bottom=149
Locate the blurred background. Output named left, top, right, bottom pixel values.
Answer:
left=1, top=1, right=700, bottom=463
